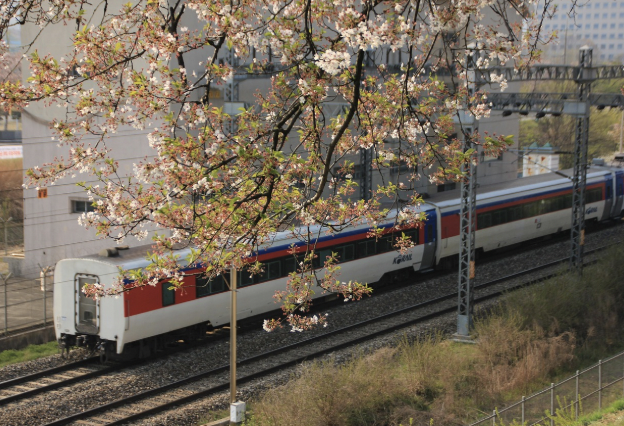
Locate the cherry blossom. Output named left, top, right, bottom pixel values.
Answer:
left=0, top=0, right=556, bottom=331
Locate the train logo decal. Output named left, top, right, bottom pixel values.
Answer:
left=586, top=206, right=598, bottom=215
left=392, top=253, right=413, bottom=264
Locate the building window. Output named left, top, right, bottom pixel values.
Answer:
left=437, top=182, right=456, bottom=193
left=609, top=44, right=614, bottom=49
left=618, top=44, right=623, bottom=49
left=162, top=282, right=175, bottom=306
left=610, top=33, right=615, bottom=38
left=390, top=160, right=416, bottom=175
left=602, top=23, right=607, bottom=29
left=600, top=44, right=606, bottom=49
left=594, top=24, right=599, bottom=29
left=71, top=200, right=95, bottom=213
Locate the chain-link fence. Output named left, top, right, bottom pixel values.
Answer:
left=469, top=351, right=624, bottom=426
left=0, top=218, right=23, bottom=256
left=0, top=268, right=53, bottom=335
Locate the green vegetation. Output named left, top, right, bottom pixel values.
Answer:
left=0, top=341, right=59, bottom=368
left=519, top=78, right=624, bottom=170
left=231, top=247, right=624, bottom=426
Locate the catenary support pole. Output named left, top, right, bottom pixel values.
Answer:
left=570, top=46, right=594, bottom=272
left=455, top=49, right=478, bottom=341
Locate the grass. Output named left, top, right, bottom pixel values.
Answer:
left=222, top=246, right=624, bottom=426
left=0, top=341, right=59, bottom=368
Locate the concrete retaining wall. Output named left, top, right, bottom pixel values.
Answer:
left=0, top=326, right=56, bottom=352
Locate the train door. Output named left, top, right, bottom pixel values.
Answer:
left=602, top=177, right=614, bottom=221
left=75, top=274, right=99, bottom=334
left=420, top=210, right=437, bottom=269
left=613, top=171, right=624, bottom=218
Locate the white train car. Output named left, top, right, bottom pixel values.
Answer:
left=429, top=166, right=624, bottom=266
left=54, top=205, right=437, bottom=358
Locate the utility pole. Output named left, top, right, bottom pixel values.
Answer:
left=570, top=47, right=593, bottom=272
left=224, top=46, right=246, bottom=426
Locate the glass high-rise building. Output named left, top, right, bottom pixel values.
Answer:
left=535, top=0, right=624, bottom=64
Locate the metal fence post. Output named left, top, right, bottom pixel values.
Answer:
left=492, top=409, right=496, bottom=426
left=39, top=265, right=52, bottom=327
left=576, top=370, right=580, bottom=420
left=521, top=396, right=525, bottom=425
left=599, top=359, right=602, bottom=410
left=550, top=383, right=555, bottom=426
left=1, top=272, right=12, bottom=335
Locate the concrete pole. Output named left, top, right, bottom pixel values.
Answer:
left=229, top=267, right=245, bottom=424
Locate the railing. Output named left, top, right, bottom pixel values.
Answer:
left=0, top=267, right=53, bottom=336
left=469, top=351, right=624, bottom=426
left=0, top=219, right=23, bottom=256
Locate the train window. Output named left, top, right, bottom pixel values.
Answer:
left=258, top=260, right=281, bottom=282
left=492, top=210, right=506, bottom=226
left=405, top=228, right=419, bottom=245
left=196, top=276, right=211, bottom=298
left=211, top=275, right=227, bottom=293
left=162, top=282, right=175, bottom=306
left=586, top=188, right=602, bottom=203
left=377, top=236, right=393, bottom=253
left=318, top=249, right=334, bottom=266
left=336, top=244, right=355, bottom=261
left=282, top=256, right=299, bottom=275
left=357, top=240, right=376, bottom=258
left=237, top=269, right=255, bottom=287
left=477, top=212, right=491, bottom=229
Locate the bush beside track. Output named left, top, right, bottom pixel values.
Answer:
left=236, top=247, right=624, bottom=426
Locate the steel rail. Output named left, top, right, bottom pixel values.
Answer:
left=0, top=357, right=98, bottom=390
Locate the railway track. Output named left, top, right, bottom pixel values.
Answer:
left=0, top=357, right=108, bottom=404
left=38, top=243, right=611, bottom=426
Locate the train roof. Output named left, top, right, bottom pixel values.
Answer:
left=426, top=166, right=613, bottom=209
left=63, top=203, right=437, bottom=270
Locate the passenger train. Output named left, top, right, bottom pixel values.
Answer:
left=54, top=166, right=624, bottom=359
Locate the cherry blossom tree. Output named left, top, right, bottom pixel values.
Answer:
left=0, top=0, right=553, bottom=331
